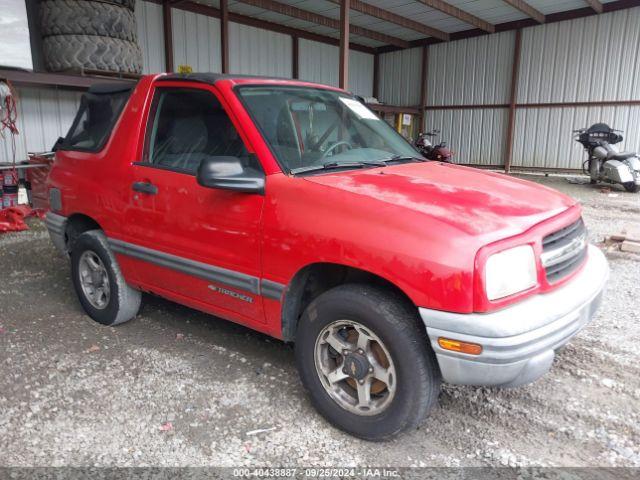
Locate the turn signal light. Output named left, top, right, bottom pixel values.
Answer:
left=438, top=337, right=483, bottom=355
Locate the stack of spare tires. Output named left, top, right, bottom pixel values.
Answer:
left=40, top=0, right=143, bottom=74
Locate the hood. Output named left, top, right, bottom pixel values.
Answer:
left=304, top=162, right=576, bottom=240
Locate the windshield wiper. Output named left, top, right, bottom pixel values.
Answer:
left=291, top=160, right=387, bottom=175
left=380, top=155, right=427, bottom=164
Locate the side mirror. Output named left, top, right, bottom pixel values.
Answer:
left=196, top=156, right=265, bottom=195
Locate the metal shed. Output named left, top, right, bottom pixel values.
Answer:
left=1, top=0, right=639, bottom=172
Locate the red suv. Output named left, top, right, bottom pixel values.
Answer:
left=45, top=73, right=608, bottom=440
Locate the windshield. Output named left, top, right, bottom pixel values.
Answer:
left=236, top=86, right=420, bottom=173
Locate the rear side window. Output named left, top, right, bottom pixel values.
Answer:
left=142, top=87, right=249, bottom=174
left=61, top=87, right=131, bottom=152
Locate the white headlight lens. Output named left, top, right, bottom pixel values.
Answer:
left=485, top=245, right=537, bottom=300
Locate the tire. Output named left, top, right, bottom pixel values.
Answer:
left=43, top=34, right=142, bottom=74
left=623, top=182, right=640, bottom=193
left=100, top=0, right=136, bottom=10
left=40, top=0, right=137, bottom=42
left=70, top=230, right=141, bottom=326
left=295, top=284, right=441, bottom=441
left=42, top=0, right=137, bottom=11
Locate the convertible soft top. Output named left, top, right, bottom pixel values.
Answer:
left=157, top=72, right=288, bottom=85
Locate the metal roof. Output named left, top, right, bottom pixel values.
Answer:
left=189, top=0, right=629, bottom=49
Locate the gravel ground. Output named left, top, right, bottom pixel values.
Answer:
left=0, top=174, right=638, bottom=469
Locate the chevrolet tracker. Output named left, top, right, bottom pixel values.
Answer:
left=45, top=73, right=609, bottom=441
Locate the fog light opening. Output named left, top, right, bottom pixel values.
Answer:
left=438, top=337, right=483, bottom=355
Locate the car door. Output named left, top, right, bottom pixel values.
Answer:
left=119, top=83, right=266, bottom=327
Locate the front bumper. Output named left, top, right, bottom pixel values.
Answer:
left=419, top=245, right=608, bottom=387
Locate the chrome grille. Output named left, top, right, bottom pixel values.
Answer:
left=541, top=218, right=587, bottom=283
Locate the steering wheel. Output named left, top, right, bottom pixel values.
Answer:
left=320, top=141, right=353, bottom=159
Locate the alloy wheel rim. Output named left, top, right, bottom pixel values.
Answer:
left=314, top=320, right=396, bottom=416
left=78, top=250, right=110, bottom=310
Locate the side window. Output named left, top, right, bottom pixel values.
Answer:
left=62, top=89, right=131, bottom=152
left=143, top=88, right=249, bottom=174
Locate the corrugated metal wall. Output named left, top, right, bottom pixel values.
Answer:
left=171, top=8, right=222, bottom=73
left=0, top=87, right=82, bottom=162
left=153, top=8, right=373, bottom=91
left=513, top=7, right=640, bottom=169
left=512, top=106, right=640, bottom=169
left=518, top=8, right=640, bottom=104
left=425, top=108, right=509, bottom=166
left=229, top=23, right=292, bottom=77
left=427, top=31, right=515, bottom=106
left=377, top=47, right=422, bottom=106
left=298, top=39, right=374, bottom=97
left=348, top=50, right=374, bottom=98
left=370, top=6, right=640, bottom=170
left=422, top=32, right=515, bottom=166
left=136, top=0, right=165, bottom=74
left=298, top=39, right=339, bottom=87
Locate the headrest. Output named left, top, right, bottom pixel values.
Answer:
left=167, top=116, right=208, bottom=154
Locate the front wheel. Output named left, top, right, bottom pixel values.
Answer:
left=70, top=230, right=141, bottom=326
left=623, top=182, right=640, bottom=193
left=295, top=284, right=441, bottom=441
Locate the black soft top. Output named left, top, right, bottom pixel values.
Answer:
left=157, top=73, right=295, bottom=85
left=88, top=82, right=135, bottom=95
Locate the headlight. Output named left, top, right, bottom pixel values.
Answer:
left=485, top=245, right=537, bottom=300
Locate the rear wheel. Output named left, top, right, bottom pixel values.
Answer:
left=295, top=284, right=441, bottom=441
left=623, top=182, right=640, bottom=193
left=70, top=230, right=141, bottom=326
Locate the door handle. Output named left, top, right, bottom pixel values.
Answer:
left=132, top=181, right=158, bottom=195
